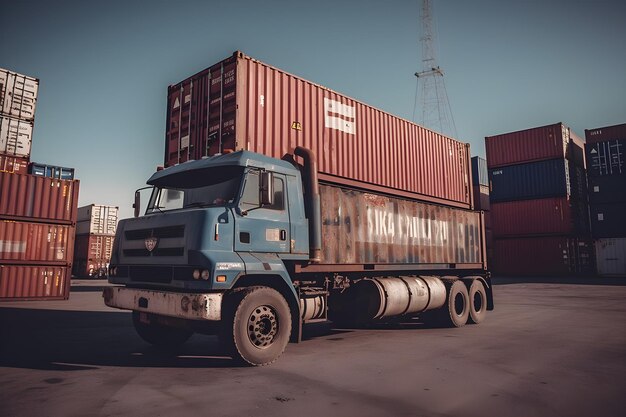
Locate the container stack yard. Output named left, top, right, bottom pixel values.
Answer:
left=585, top=123, right=626, bottom=277
left=0, top=68, right=80, bottom=300
left=73, top=204, right=118, bottom=278
left=485, top=122, right=593, bottom=276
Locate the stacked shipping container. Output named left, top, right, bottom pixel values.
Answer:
left=485, top=123, right=593, bottom=276
left=471, top=156, right=492, bottom=263
left=585, top=123, right=626, bottom=276
left=72, top=204, right=118, bottom=278
left=0, top=68, right=80, bottom=300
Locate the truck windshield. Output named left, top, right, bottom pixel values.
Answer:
left=146, top=166, right=244, bottom=214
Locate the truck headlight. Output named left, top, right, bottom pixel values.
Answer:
left=201, top=270, right=210, bottom=280
left=192, top=269, right=200, bottom=280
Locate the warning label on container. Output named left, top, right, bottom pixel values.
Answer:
left=324, top=98, right=355, bottom=135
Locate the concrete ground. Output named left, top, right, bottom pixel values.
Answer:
left=1, top=278, right=625, bottom=417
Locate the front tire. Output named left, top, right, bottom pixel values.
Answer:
left=132, top=311, right=193, bottom=349
left=221, top=286, right=292, bottom=366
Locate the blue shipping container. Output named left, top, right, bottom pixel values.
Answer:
left=590, top=202, right=626, bottom=238
left=28, top=162, right=75, bottom=180
left=588, top=175, right=626, bottom=204
left=471, top=156, right=489, bottom=187
left=489, top=159, right=574, bottom=202
left=585, top=139, right=625, bottom=178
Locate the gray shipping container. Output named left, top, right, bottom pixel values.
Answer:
left=0, top=68, right=39, bottom=121
left=77, top=204, right=119, bottom=236
left=594, top=238, right=626, bottom=277
left=0, top=115, right=33, bottom=158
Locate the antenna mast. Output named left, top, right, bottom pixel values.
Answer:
left=413, top=0, right=457, bottom=138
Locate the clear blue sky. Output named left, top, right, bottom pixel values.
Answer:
left=2, top=0, right=625, bottom=220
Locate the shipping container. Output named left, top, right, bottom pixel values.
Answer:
left=489, top=159, right=580, bottom=203
left=0, top=220, right=75, bottom=265
left=585, top=139, right=625, bottom=177
left=28, top=162, right=75, bottom=180
left=0, top=68, right=39, bottom=121
left=585, top=123, right=626, bottom=145
left=0, top=115, right=33, bottom=158
left=472, top=185, right=490, bottom=212
left=72, top=234, right=114, bottom=278
left=492, top=236, right=593, bottom=276
left=589, top=203, right=626, bottom=238
left=587, top=175, right=626, bottom=204
left=164, top=51, right=472, bottom=209
left=0, top=154, right=28, bottom=175
left=491, top=197, right=588, bottom=237
left=594, top=238, right=626, bottom=276
left=471, top=156, right=488, bottom=187
left=0, top=265, right=70, bottom=301
left=76, top=204, right=118, bottom=235
left=0, top=172, right=80, bottom=224
left=485, top=122, right=585, bottom=169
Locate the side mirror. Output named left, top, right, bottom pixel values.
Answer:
left=133, top=190, right=141, bottom=218
left=259, top=171, right=274, bottom=206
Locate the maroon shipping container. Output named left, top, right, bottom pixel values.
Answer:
left=492, top=236, right=593, bottom=276
left=73, top=234, right=114, bottom=278
left=0, top=171, right=79, bottom=224
left=491, top=197, right=588, bottom=237
left=585, top=123, right=626, bottom=145
left=0, top=220, right=75, bottom=265
left=0, top=265, right=70, bottom=300
left=165, top=51, right=472, bottom=209
left=0, top=154, right=28, bottom=175
left=485, top=122, right=585, bottom=169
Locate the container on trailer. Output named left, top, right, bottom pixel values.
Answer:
left=471, top=156, right=489, bottom=187
left=28, top=162, right=75, bottom=181
left=76, top=205, right=118, bottom=236
left=72, top=234, right=114, bottom=278
left=0, top=116, right=33, bottom=158
left=585, top=139, right=625, bottom=178
left=0, top=68, right=39, bottom=121
left=594, top=238, right=626, bottom=277
left=0, top=172, right=79, bottom=224
left=488, top=159, right=583, bottom=202
left=164, top=51, right=472, bottom=209
left=0, top=265, right=70, bottom=301
left=491, top=236, right=593, bottom=276
left=587, top=175, right=626, bottom=204
left=585, top=123, right=626, bottom=145
left=491, top=197, right=588, bottom=237
left=589, top=203, right=626, bottom=238
left=0, top=220, right=75, bottom=265
left=485, top=122, right=585, bottom=169
left=472, top=185, right=490, bottom=211
left=0, top=155, right=28, bottom=175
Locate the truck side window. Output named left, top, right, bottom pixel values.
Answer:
left=268, top=178, right=284, bottom=210
left=240, top=173, right=284, bottom=211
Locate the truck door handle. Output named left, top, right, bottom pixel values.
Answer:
left=280, top=230, right=287, bottom=241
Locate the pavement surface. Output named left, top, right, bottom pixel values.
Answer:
left=1, top=278, right=625, bottom=417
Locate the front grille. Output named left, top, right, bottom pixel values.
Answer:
left=123, top=247, right=185, bottom=257
left=125, top=225, right=185, bottom=240
left=116, top=265, right=194, bottom=284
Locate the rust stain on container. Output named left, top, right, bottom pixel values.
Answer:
left=0, top=265, right=70, bottom=301
left=0, top=220, right=75, bottom=265
left=0, top=172, right=79, bottom=224
left=165, top=51, right=472, bottom=208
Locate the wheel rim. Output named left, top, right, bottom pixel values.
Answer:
left=454, top=293, right=466, bottom=316
left=247, top=305, right=278, bottom=348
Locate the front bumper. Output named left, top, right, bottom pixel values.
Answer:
left=103, top=287, right=222, bottom=321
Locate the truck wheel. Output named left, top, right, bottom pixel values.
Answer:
left=468, top=280, right=487, bottom=324
left=132, top=311, right=193, bottom=349
left=221, top=286, right=291, bottom=366
left=435, top=280, right=469, bottom=328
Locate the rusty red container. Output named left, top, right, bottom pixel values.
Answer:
left=165, top=51, right=472, bottom=208
left=0, top=171, right=79, bottom=224
left=0, top=154, right=28, bottom=174
left=491, top=197, right=588, bottom=237
left=0, top=220, right=75, bottom=265
left=72, top=234, right=114, bottom=278
left=0, top=265, right=70, bottom=300
left=585, top=123, right=626, bottom=145
left=485, top=122, right=585, bottom=169
left=492, top=236, right=594, bottom=276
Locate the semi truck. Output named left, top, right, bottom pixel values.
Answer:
left=103, top=52, right=493, bottom=365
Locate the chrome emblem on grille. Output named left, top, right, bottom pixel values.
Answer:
left=145, top=237, right=158, bottom=252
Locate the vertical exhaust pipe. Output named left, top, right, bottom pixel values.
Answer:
left=294, top=146, right=322, bottom=263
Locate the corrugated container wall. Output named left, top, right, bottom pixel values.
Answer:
left=28, top=162, right=75, bottom=181
left=594, top=238, right=626, bottom=276
left=585, top=123, right=626, bottom=145
left=0, top=172, right=80, bottom=224
left=76, top=205, right=118, bottom=235
left=165, top=51, right=471, bottom=209
left=471, top=156, right=489, bottom=187
left=0, top=220, right=75, bottom=265
left=485, top=122, right=585, bottom=168
left=73, top=234, right=115, bottom=278
left=0, top=68, right=39, bottom=121
left=0, top=116, right=33, bottom=158
left=0, top=155, right=28, bottom=175
left=0, top=265, right=70, bottom=300
left=589, top=203, right=626, bottom=238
